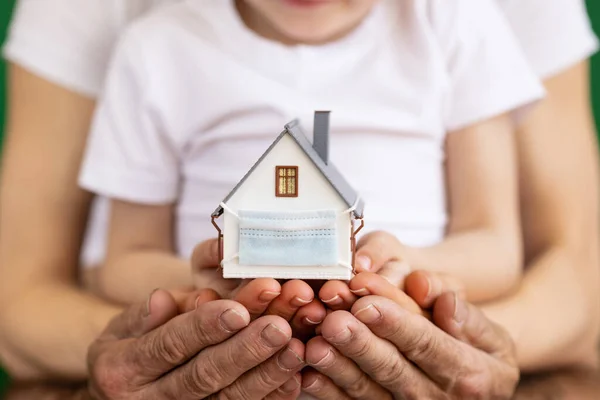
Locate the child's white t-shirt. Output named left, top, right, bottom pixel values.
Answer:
left=3, top=0, right=598, bottom=267
left=75, top=0, right=543, bottom=259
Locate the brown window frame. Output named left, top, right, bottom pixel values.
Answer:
left=275, top=166, right=299, bottom=197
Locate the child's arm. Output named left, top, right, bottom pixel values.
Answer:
left=97, top=199, right=192, bottom=305
left=402, top=113, right=522, bottom=302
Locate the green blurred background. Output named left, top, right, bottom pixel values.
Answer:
left=0, top=0, right=599, bottom=396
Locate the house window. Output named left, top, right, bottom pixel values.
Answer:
left=276, top=166, right=298, bottom=197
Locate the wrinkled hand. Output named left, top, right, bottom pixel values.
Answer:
left=87, top=289, right=304, bottom=399
left=192, top=239, right=326, bottom=339
left=304, top=272, right=519, bottom=399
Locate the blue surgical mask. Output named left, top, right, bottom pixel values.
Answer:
left=237, top=209, right=339, bottom=267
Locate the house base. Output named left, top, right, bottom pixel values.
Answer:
left=222, top=263, right=353, bottom=281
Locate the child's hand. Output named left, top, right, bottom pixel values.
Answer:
left=191, top=239, right=326, bottom=340
left=319, top=272, right=424, bottom=316
left=317, top=231, right=412, bottom=311
left=353, top=231, right=412, bottom=286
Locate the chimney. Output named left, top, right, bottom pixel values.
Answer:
left=313, top=111, right=330, bottom=164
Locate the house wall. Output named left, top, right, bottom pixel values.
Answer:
left=222, top=134, right=353, bottom=279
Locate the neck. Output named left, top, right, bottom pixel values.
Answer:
left=235, top=0, right=360, bottom=46
left=235, top=0, right=300, bottom=45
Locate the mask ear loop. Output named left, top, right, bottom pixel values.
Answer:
left=340, top=196, right=361, bottom=216
left=218, top=203, right=240, bottom=267
left=219, top=202, right=240, bottom=219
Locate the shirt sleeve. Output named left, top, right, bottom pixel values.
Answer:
left=78, top=29, right=179, bottom=204
left=500, top=0, right=599, bottom=79
left=432, top=0, right=545, bottom=132
left=3, top=0, right=129, bottom=97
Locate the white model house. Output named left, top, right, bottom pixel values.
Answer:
left=211, top=112, right=365, bottom=280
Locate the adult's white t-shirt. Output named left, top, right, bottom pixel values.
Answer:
left=3, top=0, right=598, bottom=268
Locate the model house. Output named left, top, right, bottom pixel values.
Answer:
left=211, top=111, right=365, bottom=280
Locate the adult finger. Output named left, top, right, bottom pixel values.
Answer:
left=306, top=336, right=391, bottom=400
left=351, top=295, right=474, bottom=390
left=99, top=289, right=179, bottom=341
left=265, top=279, right=314, bottom=321
left=212, top=339, right=305, bottom=400
left=349, top=273, right=424, bottom=316
left=153, top=316, right=292, bottom=399
left=404, top=271, right=466, bottom=309
left=129, top=299, right=250, bottom=384
left=232, top=278, right=282, bottom=319
left=433, top=292, right=515, bottom=360
left=354, top=231, right=404, bottom=273
left=302, top=369, right=353, bottom=400
left=265, top=373, right=303, bottom=400
left=320, top=310, right=439, bottom=398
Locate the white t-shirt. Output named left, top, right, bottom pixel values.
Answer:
left=3, top=0, right=597, bottom=268
left=75, top=0, right=543, bottom=260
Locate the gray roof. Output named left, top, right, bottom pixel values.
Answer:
left=212, top=119, right=364, bottom=219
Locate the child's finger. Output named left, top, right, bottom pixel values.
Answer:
left=193, top=267, right=240, bottom=299
left=190, top=239, right=220, bottom=271
left=290, top=299, right=326, bottom=341
left=376, top=260, right=411, bottom=289
left=315, top=309, right=333, bottom=336
left=404, top=271, right=466, bottom=309
left=318, top=280, right=357, bottom=311
left=354, top=231, right=405, bottom=273
left=232, top=278, right=282, bottom=319
left=168, top=288, right=222, bottom=313
left=348, top=272, right=424, bottom=316
left=265, top=280, right=314, bottom=321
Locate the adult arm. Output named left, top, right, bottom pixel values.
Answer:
left=353, top=63, right=600, bottom=369
left=481, top=61, right=600, bottom=371
left=0, top=65, right=122, bottom=380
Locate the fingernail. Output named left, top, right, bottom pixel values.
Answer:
left=355, top=255, right=371, bottom=271
left=308, top=348, right=333, bottom=367
left=145, top=289, right=159, bottom=317
left=354, top=304, right=382, bottom=324
left=349, top=287, right=371, bottom=296
left=291, top=296, right=312, bottom=306
left=261, top=323, right=291, bottom=347
left=321, top=295, right=342, bottom=305
left=259, top=290, right=281, bottom=303
left=453, top=293, right=468, bottom=325
left=303, top=317, right=322, bottom=325
left=302, top=375, right=321, bottom=390
left=326, top=327, right=352, bottom=344
left=194, top=295, right=204, bottom=310
left=277, top=347, right=304, bottom=370
left=424, top=274, right=434, bottom=304
left=280, top=375, right=301, bottom=393
left=219, top=309, right=248, bottom=332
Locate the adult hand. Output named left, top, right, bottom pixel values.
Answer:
left=87, top=289, right=304, bottom=399
left=304, top=279, right=519, bottom=399
left=192, top=239, right=326, bottom=339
